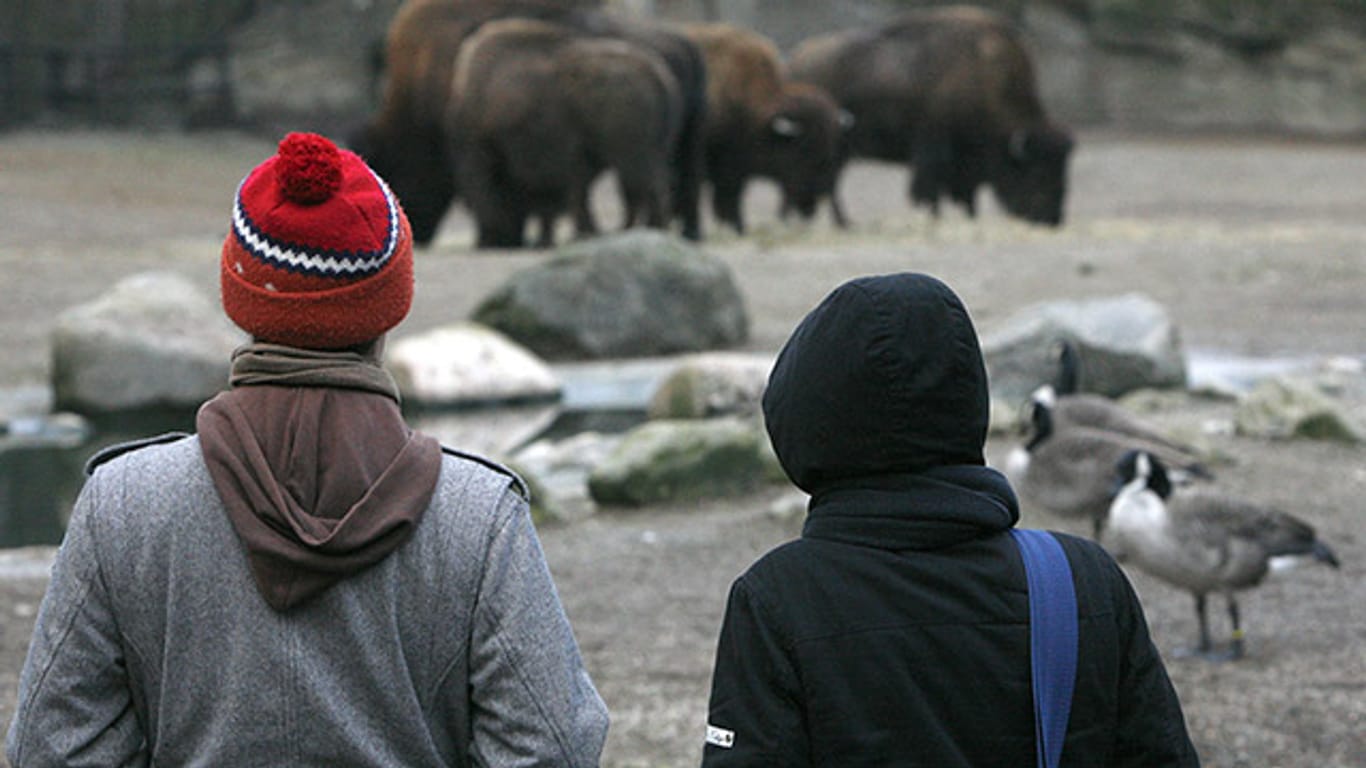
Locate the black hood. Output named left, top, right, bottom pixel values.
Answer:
left=762, top=273, right=990, bottom=494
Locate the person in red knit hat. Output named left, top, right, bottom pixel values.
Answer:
left=7, top=133, right=608, bottom=767
left=220, top=130, right=414, bottom=349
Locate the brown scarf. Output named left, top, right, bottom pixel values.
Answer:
left=198, top=341, right=441, bottom=611
left=228, top=340, right=401, bottom=400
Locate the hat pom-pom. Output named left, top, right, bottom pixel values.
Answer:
left=275, top=132, right=343, bottom=204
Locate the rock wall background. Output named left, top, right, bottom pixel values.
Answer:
left=1, top=0, right=1364, bottom=137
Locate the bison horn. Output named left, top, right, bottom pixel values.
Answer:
left=838, top=110, right=855, bottom=130
left=1008, top=129, right=1029, bottom=161
left=771, top=115, right=803, bottom=138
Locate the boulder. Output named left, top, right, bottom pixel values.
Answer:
left=472, top=231, right=750, bottom=361
left=646, top=352, right=773, bottom=420
left=981, top=293, right=1187, bottom=403
left=51, top=272, right=244, bottom=413
left=388, top=322, right=562, bottom=407
left=512, top=430, right=627, bottom=521
left=587, top=418, right=769, bottom=507
left=501, top=457, right=572, bottom=528
left=989, top=396, right=1025, bottom=437
left=1235, top=377, right=1364, bottom=443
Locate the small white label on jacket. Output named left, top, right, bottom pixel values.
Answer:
left=706, top=724, right=735, bottom=749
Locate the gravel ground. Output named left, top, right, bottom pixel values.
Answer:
left=2, top=129, right=1365, bottom=767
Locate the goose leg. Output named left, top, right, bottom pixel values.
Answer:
left=1196, top=593, right=1212, bottom=654
left=1227, top=595, right=1245, bottom=660
left=1183, top=592, right=1243, bottom=662
left=1173, top=593, right=1216, bottom=659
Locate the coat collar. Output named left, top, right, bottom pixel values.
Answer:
left=802, top=465, right=1020, bottom=551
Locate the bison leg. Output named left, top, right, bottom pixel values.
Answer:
left=947, top=149, right=983, bottom=218
left=617, top=164, right=671, bottom=232
left=777, top=185, right=846, bottom=229
left=829, top=190, right=851, bottom=229
left=703, top=141, right=749, bottom=234
left=709, top=169, right=747, bottom=234
left=462, top=148, right=528, bottom=249
left=672, top=120, right=705, bottom=241
left=642, top=170, right=672, bottom=230
left=951, top=184, right=978, bottom=218
left=910, top=133, right=958, bottom=217
left=476, top=218, right=526, bottom=249
left=477, top=214, right=528, bottom=248
left=909, top=165, right=946, bottom=217
left=910, top=172, right=941, bottom=217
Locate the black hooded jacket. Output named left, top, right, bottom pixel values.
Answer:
left=702, top=274, right=1198, bottom=767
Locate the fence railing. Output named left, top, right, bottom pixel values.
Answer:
left=0, top=0, right=258, bottom=128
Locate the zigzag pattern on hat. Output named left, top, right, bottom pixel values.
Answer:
left=231, top=167, right=401, bottom=279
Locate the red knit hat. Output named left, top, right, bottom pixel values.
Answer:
left=221, top=132, right=414, bottom=350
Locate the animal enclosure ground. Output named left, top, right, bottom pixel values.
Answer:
left=1, top=129, right=1364, bottom=767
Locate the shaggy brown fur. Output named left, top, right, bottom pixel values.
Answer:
left=789, top=5, right=1074, bottom=227
left=682, top=22, right=850, bottom=233
left=452, top=18, right=681, bottom=248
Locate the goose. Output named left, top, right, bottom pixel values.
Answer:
left=1026, top=384, right=1212, bottom=483
left=1035, top=338, right=1211, bottom=470
left=1107, top=450, right=1341, bottom=660
left=1004, top=391, right=1211, bottom=540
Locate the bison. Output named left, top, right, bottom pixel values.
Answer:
left=679, top=22, right=851, bottom=233
left=788, top=6, right=1074, bottom=227
left=349, top=0, right=601, bottom=245
left=350, top=0, right=706, bottom=245
left=452, top=18, right=682, bottom=248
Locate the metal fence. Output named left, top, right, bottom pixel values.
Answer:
left=0, top=0, right=260, bottom=127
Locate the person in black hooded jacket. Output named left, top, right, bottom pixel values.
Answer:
left=700, top=273, right=1199, bottom=767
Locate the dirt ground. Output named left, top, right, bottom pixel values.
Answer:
left=2, top=129, right=1365, bottom=767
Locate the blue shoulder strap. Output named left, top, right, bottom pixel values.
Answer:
left=1009, top=528, right=1078, bottom=768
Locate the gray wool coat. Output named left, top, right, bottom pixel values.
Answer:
left=5, top=435, right=608, bottom=767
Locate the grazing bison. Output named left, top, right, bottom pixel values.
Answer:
left=350, top=0, right=706, bottom=245
left=788, top=6, right=1074, bottom=226
left=680, top=22, right=851, bottom=233
left=349, top=0, right=601, bottom=245
left=452, top=18, right=681, bottom=248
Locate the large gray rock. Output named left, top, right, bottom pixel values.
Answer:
left=472, top=231, right=750, bottom=361
left=982, top=293, right=1187, bottom=403
left=587, top=418, right=768, bottom=507
left=1235, top=377, right=1364, bottom=443
left=51, top=272, right=244, bottom=413
left=512, top=430, right=627, bottom=521
left=388, top=322, right=562, bottom=407
left=646, top=352, right=773, bottom=420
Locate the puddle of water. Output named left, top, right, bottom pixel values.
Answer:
left=0, top=441, right=79, bottom=547
left=552, top=357, right=675, bottom=410
left=1185, top=349, right=1322, bottom=395
left=1, top=408, right=196, bottom=548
